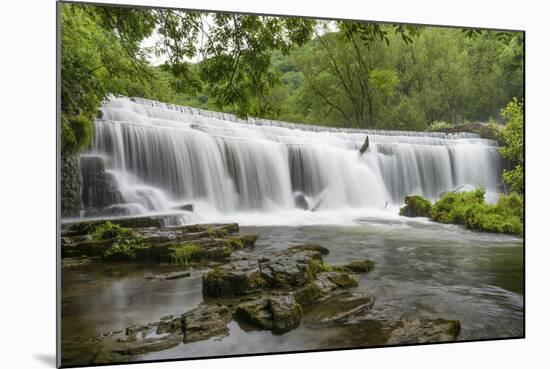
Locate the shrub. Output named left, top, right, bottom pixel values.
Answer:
left=430, top=189, right=523, bottom=235
left=499, top=98, right=524, bottom=193
left=430, top=188, right=485, bottom=224
left=428, top=120, right=453, bottom=131
left=399, top=195, right=432, bottom=217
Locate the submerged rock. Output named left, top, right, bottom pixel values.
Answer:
left=145, top=271, right=191, bottom=281
left=172, top=204, right=194, bottom=212
left=387, top=318, right=461, bottom=344
left=294, top=192, right=310, bottom=210
left=334, top=259, right=375, bottom=273
left=289, top=244, right=330, bottom=255
left=112, top=334, right=181, bottom=356
left=304, top=293, right=375, bottom=325
left=181, top=303, right=232, bottom=343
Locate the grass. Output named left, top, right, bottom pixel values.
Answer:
left=103, top=238, right=149, bottom=261
left=169, top=243, right=200, bottom=265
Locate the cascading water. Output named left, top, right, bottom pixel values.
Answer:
left=75, top=96, right=502, bottom=225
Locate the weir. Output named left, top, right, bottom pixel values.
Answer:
left=74, top=96, right=502, bottom=219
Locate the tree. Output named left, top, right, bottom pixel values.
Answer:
left=500, top=98, right=524, bottom=193
left=294, top=28, right=401, bottom=128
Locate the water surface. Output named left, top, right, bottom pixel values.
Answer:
left=61, top=218, right=523, bottom=366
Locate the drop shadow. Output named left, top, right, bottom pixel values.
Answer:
left=33, top=353, right=57, bottom=367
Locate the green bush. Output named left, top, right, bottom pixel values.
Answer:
left=399, top=195, right=432, bottom=217
left=427, top=120, right=453, bottom=131
left=430, top=188, right=485, bottom=224
left=429, top=189, right=523, bottom=235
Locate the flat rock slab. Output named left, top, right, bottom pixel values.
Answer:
left=303, top=293, right=375, bottom=325
left=202, top=249, right=324, bottom=298
left=145, top=271, right=191, bottom=281
left=112, top=334, right=181, bottom=356
left=61, top=223, right=255, bottom=263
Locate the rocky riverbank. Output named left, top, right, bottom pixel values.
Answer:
left=61, top=215, right=461, bottom=362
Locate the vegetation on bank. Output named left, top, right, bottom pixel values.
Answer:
left=399, top=195, right=432, bottom=217
left=400, top=189, right=524, bottom=236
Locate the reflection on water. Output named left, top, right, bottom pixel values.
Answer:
left=61, top=220, right=523, bottom=366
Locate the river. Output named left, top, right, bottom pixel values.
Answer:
left=61, top=215, right=523, bottom=365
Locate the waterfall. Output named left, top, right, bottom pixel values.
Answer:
left=75, top=96, right=502, bottom=222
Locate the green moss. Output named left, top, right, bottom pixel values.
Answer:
left=326, top=272, right=358, bottom=288
left=224, top=235, right=258, bottom=249
left=103, top=238, right=149, bottom=261
left=311, top=259, right=334, bottom=274
left=430, top=189, right=523, bottom=235
left=169, top=243, right=200, bottom=265
left=92, top=221, right=137, bottom=240
left=289, top=244, right=330, bottom=255
left=400, top=195, right=432, bottom=217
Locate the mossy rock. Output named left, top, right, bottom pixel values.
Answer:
left=202, top=260, right=268, bottom=297
left=334, top=259, right=375, bottom=274
left=270, top=295, right=303, bottom=333
left=289, top=244, right=330, bottom=255
left=235, top=298, right=273, bottom=330
left=294, top=282, right=325, bottom=306
left=224, top=234, right=258, bottom=249
left=324, top=272, right=358, bottom=288
left=235, top=294, right=302, bottom=334
left=399, top=195, right=432, bottom=217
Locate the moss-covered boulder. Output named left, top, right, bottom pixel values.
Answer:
left=399, top=195, right=432, bottom=217
left=202, top=260, right=268, bottom=297
left=235, top=294, right=303, bottom=334
left=259, top=250, right=321, bottom=288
